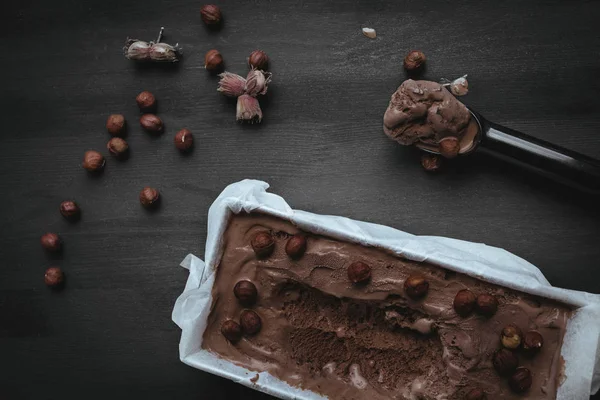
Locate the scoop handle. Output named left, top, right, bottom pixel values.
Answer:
left=478, top=118, right=600, bottom=194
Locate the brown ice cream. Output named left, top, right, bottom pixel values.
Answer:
left=383, top=79, right=479, bottom=155
left=202, top=213, right=571, bottom=399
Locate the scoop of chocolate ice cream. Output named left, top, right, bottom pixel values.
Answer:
left=383, top=79, right=471, bottom=148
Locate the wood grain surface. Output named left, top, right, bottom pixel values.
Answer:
left=1, top=0, right=599, bottom=399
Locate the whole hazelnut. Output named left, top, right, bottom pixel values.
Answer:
left=475, top=293, right=498, bottom=317
left=44, top=267, right=65, bottom=288
left=439, top=137, right=460, bottom=159
left=248, top=50, right=269, bottom=70
left=234, top=280, right=258, bottom=305
left=285, top=234, right=307, bottom=259
left=522, top=331, right=544, bottom=353
left=492, top=348, right=518, bottom=376
left=221, top=320, right=242, bottom=343
left=508, top=367, right=533, bottom=393
left=421, top=153, right=443, bottom=172
left=174, top=128, right=194, bottom=152
left=40, top=233, right=61, bottom=252
left=501, top=324, right=522, bottom=349
left=106, top=114, right=126, bottom=136
left=200, top=4, right=222, bottom=26
left=465, top=388, right=486, bottom=400
left=136, top=91, right=157, bottom=113
left=82, top=150, right=105, bottom=172
left=139, top=187, right=160, bottom=208
left=240, top=309, right=262, bottom=335
left=404, top=275, right=429, bottom=299
left=140, top=114, right=164, bottom=133
left=205, top=49, right=224, bottom=72
left=60, top=201, right=81, bottom=221
left=453, top=289, right=476, bottom=317
left=403, top=50, right=426, bottom=72
left=251, top=231, right=275, bottom=258
left=107, top=137, right=129, bottom=158
left=347, top=261, right=371, bottom=284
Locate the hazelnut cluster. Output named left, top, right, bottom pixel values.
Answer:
left=452, top=289, right=498, bottom=317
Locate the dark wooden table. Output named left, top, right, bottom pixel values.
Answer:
left=1, top=0, right=599, bottom=398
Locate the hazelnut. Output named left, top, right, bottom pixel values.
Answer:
left=234, top=280, right=258, bottom=305
left=421, top=153, right=443, bottom=172
left=475, top=293, right=498, bottom=317
left=285, top=234, right=307, bottom=259
left=492, top=348, right=518, bottom=376
left=106, top=114, right=126, bottom=136
left=107, top=137, right=129, bottom=158
left=205, top=49, right=224, bottom=72
left=240, top=309, right=262, bottom=335
left=465, top=389, right=486, bottom=400
left=200, top=4, right=222, bottom=26
left=82, top=150, right=105, bottom=172
left=522, top=331, right=544, bottom=353
left=60, top=201, right=81, bottom=221
left=248, top=50, right=269, bottom=70
left=453, top=289, right=476, bottom=317
left=347, top=262, right=371, bottom=284
left=136, top=91, right=157, bottom=113
left=44, top=267, right=65, bottom=288
left=404, top=275, right=429, bottom=299
left=508, top=367, right=532, bottom=393
left=140, top=114, right=163, bottom=133
left=139, top=187, right=160, bottom=208
left=439, top=137, right=460, bottom=159
left=501, top=324, right=522, bottom=349
left=174, top=128, right=194, bottom=152
left=221, top=320, right=242, bottom=343
left=251, top=231, right=274, bottom=258
left=40, top=233, right=61, bottom=252
left=403, top=50, right=426, bottom=72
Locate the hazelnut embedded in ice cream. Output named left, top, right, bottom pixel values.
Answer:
left=453, top=289, right=476, bottom=317
left=240, top=310, right=262, bottom=335
left=501, top=324, right=522, bottom=349
left=509, top=367, right=533, bottom=393
left=234, top=280, right=258, bottom=305
left=251, top=231, right=275, bottom=258
left=285, top=234, right=307, bottom=259
left=523, top=331, right=544, bottom=354
left=347, top=262, right=371, bottom=284
left=492, top=348, right=519, bottom=376
left=221, top=320, right=243, bottom=343
left=475, top=293, right=498, bottom=317
left=404, top=275, right=429, bottom=299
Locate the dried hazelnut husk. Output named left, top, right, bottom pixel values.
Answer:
left=107, top=137, right=129, bottom=158
left=236, top=94, right=263, bottom=123
left=245, top=69, right=272, bottom=97
left=136, top=91, right=157, bottom=113
left=248, top=50, right=269, bottom=70
left=501, top=324, right=522, bottom=349
left=465, top=388, right=486, bottom=400
left=421, top=153, right=443, bottom=172
left=139, top=187, right=160, bottom=208
left=174, top=128, right=194, bottom=152
left=221, top=320, right=242, bottom=342
left=476, top=294, right=498, bottom=317
left=492, top=348, right=518, bottom=376
left=453, top=289, right=476, bottom=317
left=44, top=267, right=65, bottom=288
left=140, top=114, right=164, bottom=133
left=347, top=262, right=371, bottom=284
left=205, top=49, right=224, bottom=72
left=82, top=150, right=105, bottom=172
left=439, top=137, right=460, bottom=159
left=106, top=114, right=126, bottom=136
left=41, top=233, right=61, bottom=252
left=522, top=331, right=544, bottom=354
left=403, top=50, right=426, bottom=72
left=240, top=310, right=262, bottom=335
left=60, top=201, right=81, bottom=221
left=251, top=231, right=274, bottom=258
left=234, top=280, right=258, bottom=305
left=404, top=275, right=429, bottom=299
left=285, top=234, right=307, bottom=259
left=509, top=367, right=532, bottom=393
left=217, top=72, right=246, bottom=97
left=200, top=4, right=222, bottom=26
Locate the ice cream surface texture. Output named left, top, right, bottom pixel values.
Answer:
left=202, top=213, right=571, bottom=400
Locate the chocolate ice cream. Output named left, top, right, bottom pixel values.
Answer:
left=383, top=79, right=480, bottom=156
left=202, top=213, right=571, bottom=399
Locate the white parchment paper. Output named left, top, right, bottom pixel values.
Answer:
left=172, top=179, right=600, bottom=400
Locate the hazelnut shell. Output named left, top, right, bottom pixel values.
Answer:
left=251, top=232, right=274, bottom=258
left=509, top=367, right=533, bottom=393
left=492, top=348, right=518, bottom=376
left=234, top=280, right=258, bottom=305
left=205, top=49, right=224, bottom=72
left=140, top=114, right=163, bottom=133
left=136, top=91, right=157, bottom=113
left=139, top=187, right=160, bottom=208
left=82, top=150, right=105, bottom=172
left=421, top=153, right=443, bottom=172
left=404, top=275, right=429, bottom=299
left=106, top=114, right=126, bottom=136
left=221, top=320, right=242, bottom=343
left=240, top=310, right=262, bottom=335
left=60, top=201, right=81, bottom=221
left=248, top=50, right=269, bottom=70
left=174, top=128, right=194, bottom=151
left=347, top=262, right=371, bottom=284
left=41, top=233, right=61, bottom=252
left=107, top=137, right=129, bottom=158
left=285, top=234, right=307, bottom=259
left=44, top=267, right=65, bottom=288
left=200, top=4, right=222, bottom=25
left=523, top=330, right=544, bottom=353
left=439, top=137, right=460, bottom=159
left=404, top=50, right=426, bottom=72
left=453, top=289, right=476, bottom=317
left=475, top=293, right=498, bottom=317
